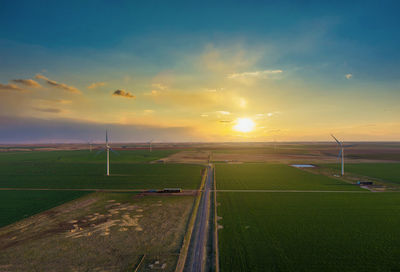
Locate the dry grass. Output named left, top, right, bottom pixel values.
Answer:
left=0, top=192, right=194, bottom=272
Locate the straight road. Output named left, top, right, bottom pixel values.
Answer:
left=185, top=164, right=213, bottom=272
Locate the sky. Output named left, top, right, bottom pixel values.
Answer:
left=1, top=0, right=400, bottom=143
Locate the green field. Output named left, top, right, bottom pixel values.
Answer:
left=218, top=192, right=400, bottom=271
left=0, top=150, right=204, bottom=189
left=0, top=190, right=89, bottom=228
left=0, top=149, right=178, bottom=163
left=0, top=162, right=204, bottom=189
left=216, top=163, right=363, bottom=191
left=322, top=163, right=400, bottom=184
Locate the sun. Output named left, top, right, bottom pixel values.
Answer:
left=233, top=118, right=255, bottom=133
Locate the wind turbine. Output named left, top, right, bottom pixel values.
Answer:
left=149, top=139, right=153, bottom=152
left=88, top=141, right=93, bottom=152
left=331, top=134, right=344, bottom=176
left=96, top=130, right=117, bottom=176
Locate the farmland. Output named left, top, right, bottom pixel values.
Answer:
left=216, top=163, right=363, bottom=191
left=0, top=190, right=90, bottom=228
left=0, top=149, right=178, bottom=163
left=0, top=192, right=195, bottom=271
left=0, top=151, right=204, bottom=189
left=322, top=163, right=400, bottom=184
left=218, top=192, right=400, bottom=271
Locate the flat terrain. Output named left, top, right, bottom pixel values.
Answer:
left=322, top=163, right=400, bottom=184
left=0, top=192, right=194, bottom=272
left=0, top=151, right=204, bottom=189
left=0, top=149, right=178, bottom=163
left=218, top=192, right=400, bottom=271
left=0, top=190, right=90, bottom=228
left=216, top=163, right=363, bottom=191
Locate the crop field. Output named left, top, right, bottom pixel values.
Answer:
left=0, top=190, right=90, bottom=228
left=322, top=163, right=400, bottom=184
left=0, top=192, right=194, bottom=271
left=0, top=149, right=178, bottom=163
left=216, top=163, right=363, bottom=191
left=0, top=151, right=204, bottom=189
left=218, top=192, right=400, bottom=271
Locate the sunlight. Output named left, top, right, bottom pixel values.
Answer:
left=233, top=118, right=255, bottom=133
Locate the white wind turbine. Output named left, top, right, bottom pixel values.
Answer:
left=331, top=134, right=344, bottom=176
left=96, top=130, right=117, bottom=176
left=149, top=139, right=153, bottom=152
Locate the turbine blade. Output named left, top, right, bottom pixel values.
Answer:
left=95, top=148, right=105, bottom=156
left=110, top=148, right=119, bottom=156
left=338, top=149, right=342, bottom=159
left=330, top=134, right=342, bottom=146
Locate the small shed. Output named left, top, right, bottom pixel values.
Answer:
left=357, top=181, right=373, bottom=185
left=162, top=188, right=182, bottom=193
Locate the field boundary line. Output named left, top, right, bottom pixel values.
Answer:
left=213, top=190, right=378, bottom=193
left=213, top=165, right=220, bottom=272
left=175, top=166, right=208, bottom=272
left=134, top=254, right=146, bottom=272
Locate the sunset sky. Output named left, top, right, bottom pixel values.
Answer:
left=1, top=0, right=399, bottom=143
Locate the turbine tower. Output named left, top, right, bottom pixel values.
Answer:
left=95, top=130, right=117, bottom=176
left=331, top=134, right=344, bottom=176
left=149, top=139, right=153, bottom=152
left=106, top=130, right=110, bottom=176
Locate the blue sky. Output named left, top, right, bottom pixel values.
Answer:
left=1, top=0, right=399, bottom=142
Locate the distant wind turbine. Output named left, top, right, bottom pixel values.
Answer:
left=331, top=134, right=344, bottom=176
left=149, top=139, right=153, bottom=152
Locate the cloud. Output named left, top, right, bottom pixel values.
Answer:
left=216, top=110, right=231, bottom=115
left=227, top=70, right=283, bottom=79
left=345, top=73, right=353, bottom=79
left=143, top=109, right=154, bottom=115
left=88, top=82, right=106, bottom=89
left=34, top=107, right=62, bottom=113
left=219, top=120, right=232, bottom=123
left=112, top=89, right=135, bottom=99
left=151, top=83, right=167, bottom=90
left=35, top=74, right=81, bottom=94
left=0, top=83, right=24, bottom=92
left=11, top=79, right=41, bottom=88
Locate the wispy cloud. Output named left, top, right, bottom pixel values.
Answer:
left=216, top=110, right=231, bottom=115
left=33, top=107, right=62, bottom=113
left=35, top=74, right=81, bottom=94
left=345, top=73, right=353, bottom=79
left=151, top=83, right=167, bottom=90
left=112, top=89, right=135, bottom=99
left=227, top=69, right=283, bottom=79
left=0, top=83, right=24, bottom=92
left=88, top=82, right=106, bottom=89
left=11, top=79, right=41, bottom=88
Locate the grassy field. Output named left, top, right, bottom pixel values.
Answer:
left=0, top=150, right=204, bottom=189
left=322, top=163, right=400, bottom=184
left=0, top=162, right=204, bottom=189
left=0, top=192, right=194, bottom=271
left=0, top=190, right=89, bottom=228
left=218, top=192, right=400, bottom=271
left=216, top=163, right=363, bottom=191
left=0, top=149, right=178, bottom=163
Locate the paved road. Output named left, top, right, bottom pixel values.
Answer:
left=186, top=164, right=213, bottom=272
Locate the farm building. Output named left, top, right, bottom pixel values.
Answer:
left=162, top=188, right=182, bottom=193
left=357, top=181, right=373, bottom=185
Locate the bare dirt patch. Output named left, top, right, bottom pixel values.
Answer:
left=0, top=192, right=194, bottom=272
